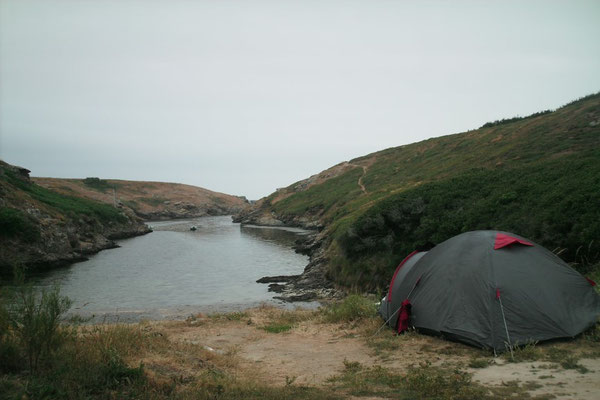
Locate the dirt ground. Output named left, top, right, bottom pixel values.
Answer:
left=136, top=306, right=600, bottom=399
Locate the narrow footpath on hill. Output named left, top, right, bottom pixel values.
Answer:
left=347, top=163, right=369, bottom=195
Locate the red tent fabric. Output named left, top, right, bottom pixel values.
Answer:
left=397, top=299, right=412, bottom=333
left=494, top=233, right=533, bottom=250
left=387, top=251, right=418, bottom=302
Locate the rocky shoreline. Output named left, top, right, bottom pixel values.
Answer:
left=134, top=204, right=239, bottom=221
left=248, top=221, right=344, bottom=303
left=3, top=217, right=152, bottom=275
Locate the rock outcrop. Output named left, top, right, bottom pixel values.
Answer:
left=232, top=200, right=324, bottom=230
left=255, top=230, right=343, bottom=302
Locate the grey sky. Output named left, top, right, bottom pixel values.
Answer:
left=1, top=0, right=599, bottom=199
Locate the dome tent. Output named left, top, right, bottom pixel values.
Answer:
left=379, top=231, right=600, bottom=352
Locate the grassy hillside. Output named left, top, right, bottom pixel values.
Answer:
left=256, top=93, right=600, bottom=289
left=1, top=165, right=127, bottom=231
left=0, top=161, right=150, bottom=273
left=33, top=177, right=248, bottom=220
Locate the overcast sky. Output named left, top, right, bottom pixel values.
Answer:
left=1, top=1, right=599, bottom=199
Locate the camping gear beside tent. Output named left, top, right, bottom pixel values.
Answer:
left=379, top=231, right=600, bottom=352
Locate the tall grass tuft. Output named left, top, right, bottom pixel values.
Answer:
left=320, top=295, right=377, bottom=323
left=8, top=272, right=72, bottom=372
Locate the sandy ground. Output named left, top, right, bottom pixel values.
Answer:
left=472, top=359, right=600, bottom=399
left=137, top=306, right=600, bottom=399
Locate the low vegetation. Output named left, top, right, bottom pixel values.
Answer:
left=502, top=340, right=597, bottom=374
left=327, top=350, right=559, bottom=399
left=328, top=360, right=497, bottom=399
left=479, top=109, right=552, bottom=128
left=335, top=151, right=600, bottom=288
left=255, top=92, right=600, bottom=290
left=1, top=289, right=598, bottom=399
left=83, top=177, right=115, bottom=193
left=3, top=169, right=127, bottom=224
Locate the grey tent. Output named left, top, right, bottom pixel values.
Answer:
left=379, top=231, right=600, bottom=352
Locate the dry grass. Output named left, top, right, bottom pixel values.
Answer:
left=2, top=303, right=599, bottom=399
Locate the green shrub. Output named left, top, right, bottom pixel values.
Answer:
left=10, top=282, right=72, bottom=372
left=83, top=177, right=112, bottom=192
left=504, top=341, right=542, bottom=363
left=0, top=207, right=40, bottom=242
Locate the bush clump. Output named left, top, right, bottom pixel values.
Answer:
left=0, top=207, right=40, bottom=242
left=83, top=177, right=112, bottom=192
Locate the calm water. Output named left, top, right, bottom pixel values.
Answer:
left=30, top=216, right=313, bottom=321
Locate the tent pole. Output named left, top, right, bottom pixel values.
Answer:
left=372, top=277, right=422, bottom=338
left=498, top=296, right=514, bottom=360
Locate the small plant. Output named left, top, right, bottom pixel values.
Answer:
left=546, top=348, right=590, bottom=374
left=261, top=323, right=292, bottom=334
left=504, top=341, right=542, bottom=363
left=10, top=282, right=72, bottom=372
left=583, top=321, right=600, bottom=342
left=342, top=359, right=362, bottom=373
left=468, top=358, right=492, bottom=368
left=285, top=375, right=297, bottom=386
left=560, top=356, right=589, bottom=373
